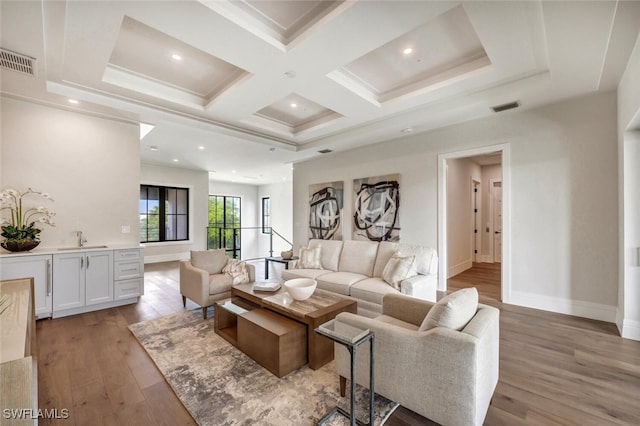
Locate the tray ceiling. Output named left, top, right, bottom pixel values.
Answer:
left=1, top=0, right=639, bottom=184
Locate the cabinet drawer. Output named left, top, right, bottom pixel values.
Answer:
left=114, top=278, right=143, bottom=300
left=114, top=260, right=143, bottom=280
left=114, top=249, right=141, bottom=261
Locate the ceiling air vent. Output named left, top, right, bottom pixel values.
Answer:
left=491, top=101, right=520, bottom=113
left=0, top=48, right=36, bottom=76
left=318, top=149, right=333, bottom=154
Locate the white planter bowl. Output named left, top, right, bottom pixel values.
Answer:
left=284, top=278, right=317, bottom=301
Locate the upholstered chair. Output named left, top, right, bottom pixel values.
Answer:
left=333, top=288, right=499, bottom=426
left=179, top=249, right=255, bottom=319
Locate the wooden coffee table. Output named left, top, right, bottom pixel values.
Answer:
left=231, top=283, right=357, bottom=370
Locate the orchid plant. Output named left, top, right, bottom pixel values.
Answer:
left=0, top=188, right=56, bottom=243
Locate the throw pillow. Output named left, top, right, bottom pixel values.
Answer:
left=296, top=246, right=323, bottom=269
left=382, top=252, right=416, bottom=290
left=190, top=249, right=228, bottom=275
left=222, top=258, right=250, bottom=285
left=419, top=287, right=478, bottom=331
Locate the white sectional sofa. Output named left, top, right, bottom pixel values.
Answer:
left=281, top=239, right=438, bottom=317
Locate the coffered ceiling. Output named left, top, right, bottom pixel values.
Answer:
left=1, top=1, right=639, bottom=184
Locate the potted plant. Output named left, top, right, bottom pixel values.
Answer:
left=0, top=188, right=55, bottom=252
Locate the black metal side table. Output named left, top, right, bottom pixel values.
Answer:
left=315, top=318, right=374, bottom=426
left=264, top=256, right=299, bottom=279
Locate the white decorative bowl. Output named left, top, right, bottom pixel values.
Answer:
left=284, top=278, right=317, bottom=301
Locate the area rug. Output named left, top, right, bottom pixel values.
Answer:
left=128, top=308, right=398, bottom=425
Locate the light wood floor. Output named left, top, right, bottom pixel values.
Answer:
left=35, top=262, right=640, bottom=425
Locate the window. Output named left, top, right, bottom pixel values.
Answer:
left=262, top=197, right=271, bottom=234
left=208, top=195, right=241, bottom=257
left=140, top=185, right=189, bottom=243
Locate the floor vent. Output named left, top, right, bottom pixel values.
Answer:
left=0, top=48, right=36, bottom=76
left=491, top=101, right=520, bottom=113
left=318, top=149, right=333, bottom=154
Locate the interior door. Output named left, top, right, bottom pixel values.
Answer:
left=473, top=180, right=480, bottom=262
left=493, top=181, right=502, bottom=263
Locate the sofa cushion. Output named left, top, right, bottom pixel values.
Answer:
left=350, top=277, right=400, bottom=305
left=209, top=273, right=233, bottom=295
left=309, top=239, right=343, bottom=271
left=338, top=240, right=379, bottom=276
left=373, top=241, right=399, bottom=277
left=316, top=272, right=368, bottom=295
left=282, top=268, right=332, bottom=281
left=297, top=246, right=322, bottom=269
left=222, top=258, right=250, bottom=285
left=398, top=244, right=437, bottom=276
left=382, top=252, right=416, bottom=290
left=419, top=287, right=478, bottom=331
left=373, top=242, right=437, bottom=277
left=191, top=249, right=228, bottom=275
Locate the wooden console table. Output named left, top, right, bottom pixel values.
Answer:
left=0, top=278, right=37, bottom=426
left=232, top=283, right=357, bottom=369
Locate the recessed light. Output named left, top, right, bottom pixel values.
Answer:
left=171, top=53, right=183, bottom=61
left=172, top=158, right=179, bottom=162
left=283, top=71, right=296, bottom=79
left=403, top=47, right=413, bottom=55
left=198, top=146, right=205, bottom=150
left=269, top=147, right=275, bottom=153
left=290, top=102, right=298, bottom=109
left=231, top=170, right=236, bottom=174
left=68, top=99, right=79, bottom=104
left=401, top=127, right=414, bottom=133
left=149, top=146, right=158, bottom=151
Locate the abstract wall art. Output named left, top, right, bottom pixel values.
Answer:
left=308, top=181, right=343, bottom=240
left=352, top=174, right=400, bottom=242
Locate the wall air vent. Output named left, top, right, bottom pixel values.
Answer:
left=318, top=149, right=333, bottom=154
left=491, top=101, right=520, bottom=113
left=0, top=48, right=36, bottom=76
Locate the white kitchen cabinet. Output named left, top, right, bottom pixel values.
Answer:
left=85, top=251, right=114, bottom=305
left=0, top=254, right=53, bottom=318
left=53, top=250, right=113, bottom=311
left=113, top=248, right=144, bottom=300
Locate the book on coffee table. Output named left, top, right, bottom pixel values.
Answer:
left=252, top=282, right=281, bottom=292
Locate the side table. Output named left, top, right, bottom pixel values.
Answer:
left=315, top=319, right=374, bottom=426
left=264, top=256, right=299, bottom=279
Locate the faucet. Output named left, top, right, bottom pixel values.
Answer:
left=76, top=231, right=87, bottom=247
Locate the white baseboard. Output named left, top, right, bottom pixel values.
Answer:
left=447, top=260, right=472, bottom=278
left=618, top=318, right=640, bottom=341
left=144, top=252, right=189, bottom=264
left=476, top=255, right=493, bottom=263
left=509, top=290, right=617, bottom=323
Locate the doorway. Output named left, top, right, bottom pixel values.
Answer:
left=438, top=144, right=510, bottom=303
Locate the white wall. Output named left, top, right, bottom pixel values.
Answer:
left=617, top=34, right=640, bottom=340
left=209, top=180, right=259, bottom=259
left=446, top=158, right=481, bottom=277
left=293, top=91, right=619, bottom=323
left=140, top=164, right=209, bottom=263
left=0, top=98, right=139, bottom=248
left=258, top=181, right=293, bottom=257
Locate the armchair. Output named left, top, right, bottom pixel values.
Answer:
left=333, top=289, right=499, bottom=426
left=180, top=250, right=255, bottom=319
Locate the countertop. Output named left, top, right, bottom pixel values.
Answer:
left=0, top=244, right=145, bottom=258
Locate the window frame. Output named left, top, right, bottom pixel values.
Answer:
left=261, top=196, right=271, bottom=234
left=140, top=184, right=190, bottom=244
